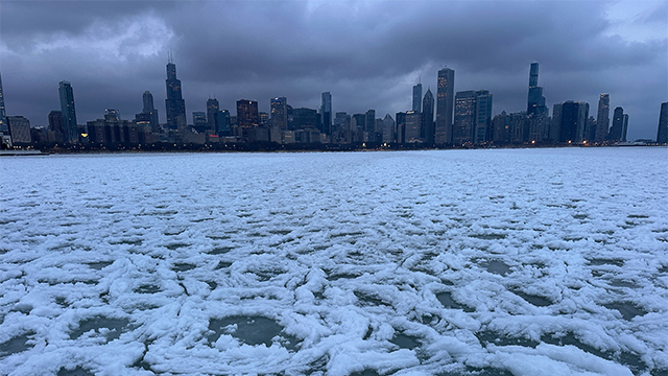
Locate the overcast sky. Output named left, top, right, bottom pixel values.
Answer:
left=1, top=1, right=666, bottom=140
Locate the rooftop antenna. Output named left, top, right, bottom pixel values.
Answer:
left=168, top=50, right=173, bottom=64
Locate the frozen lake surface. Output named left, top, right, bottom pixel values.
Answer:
left=1, top=147, right=667, bottom=376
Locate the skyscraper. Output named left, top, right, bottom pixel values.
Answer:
left=142, top=91, right=159, bottom=130
left=0, top=71, right=7, bottom=135
left=435, top=68, right=455, bottom=144
left=48, top=111, right=65, bottom=142
left=559, top=100, right=589, bottom=143
left=206, top=98, right=219, bottom=132
left=321, top=92, right=332, bottom=135
left=236, top=99, right=259, bottom=133
left=193, top=111, right=207, bottom=132
left=608, top=106, right=625, bottom=142
left=216, top=109, right=231, bottom=136
left=621, top=114, right=629, bottom=142
left=422, top=88, right=435, bottom=145
left=657, top=102, right=668, bottom=144
left=412, top=83, right=422, bottom=113
left=474, top=90, right=493, bottom=144
left=165, top=60, right=186, bottom=130
left=59, top=81, right=79, bottom=143
left=595, top=94, right=610, bottom=142
left=271, top=97, right=288, bottom=131
left=526, top=63, right=547, bottom=117
left=365, top=109, right=376, bottom=135
left=453, top=91, right=476, bottom=144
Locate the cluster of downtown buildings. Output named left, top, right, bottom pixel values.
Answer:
left=1, top=62, right=667, bottom=150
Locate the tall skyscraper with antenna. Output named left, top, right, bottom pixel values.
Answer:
left=165, top=53, right=186, bottom=130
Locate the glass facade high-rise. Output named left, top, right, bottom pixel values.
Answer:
left=236, top=99, right=259, bottom=132
left=595, top=93, right=610, bottom=142
left=165, top=61, right=186, bottom=130
left=59, top=81, right=79, bottom=143
left=435, top=68, right=455, bottom=144
left=527, top=62, right=547, bottom=117
left=321, top=92, right=332, bottom=135
left=422, top=88, right=435, bottom=145
left=0, top=71, right=7, bottom=135
left=206, top=98, right=219, bottom=131
left=474, top=90, right=493, bottom=144
left=271, top=97, right=288, bottom=131
left=142, top=91, right=159, bottom=130
left=559, top=100, right=589, bottom=143
left=608, top=106, right=625, bottom=142
left=412, top=83, right=422, bottom=113
left=453, top=90, right=476, bottom=144
left=657, top=102, right=668, bottom=144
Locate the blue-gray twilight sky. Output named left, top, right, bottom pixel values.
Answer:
left=1, top=1, right=666, bottom=140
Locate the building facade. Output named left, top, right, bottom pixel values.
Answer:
left=236, top=99, right=259, bottom=134
left=7, top=116, right=31, bottom=144
left=412, top=83, right=422, bottom=113
left=142, top=91, right=159, bottom=130
left=422, top=88, right=435, bottom=145
left=527, top=63, right=547, bottom=117
left=58, top=81, right=79, bottom=143
left=165, top=61, right=186, bottom=130
left=321, top=92, right=332, bottom=135
left=206, top=98, right=219, bottom=132
left=453, top=90, right=476, bottom=144
left=435, top=68, right=455, bottom=144
left=657, top=102, right=668, bottom=144
left=595, top=94, right=610, bottom=142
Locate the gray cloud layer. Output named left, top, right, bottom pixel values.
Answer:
left=1, top=1, right=666, bottom=140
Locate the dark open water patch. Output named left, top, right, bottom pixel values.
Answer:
left=172, top=263, right=196, bottom=272
left=215, top=260, right=233, bottom=270
left=588, top=258, right=625, bottom=267
left=87, top=261, right=114, bottom=270
left=472, top=259, right=511, bottom=276
left=134, top=284, right=161, bottom=294
left=604, top=301, right=647, bottom=321
left=350, top=370, right=381, bottom=376
left=475, top=329, right=539, bottom=348
left=166, top=243, right=190, bottom=250
left=0, top=331, right=35, bottom=357
left=57, top=367, right=94, bottom=376
left=511, top=290, right=552, bottom=307
left=69, top=316, right=130, bottom=341
left=541, top=332, right=612, bottom=360
left=209, top=246, right=234, bottom=255
left=437, top=291, right=474, bottom=312
left=208, top=316, right=300, bottom=350
left=390, top=333, right=420, bottom=350
left=355, top=291, right=392, bottom=307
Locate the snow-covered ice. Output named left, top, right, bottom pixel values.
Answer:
left=0, top=147, right=666, bottom=376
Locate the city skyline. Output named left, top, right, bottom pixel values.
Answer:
left=1, top=1, right=666, bottom=140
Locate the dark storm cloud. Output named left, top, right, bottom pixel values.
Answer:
left=1, top=1, right=666, bottom=140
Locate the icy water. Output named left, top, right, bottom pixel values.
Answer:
left=1, top=147, right=667, bottom=376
